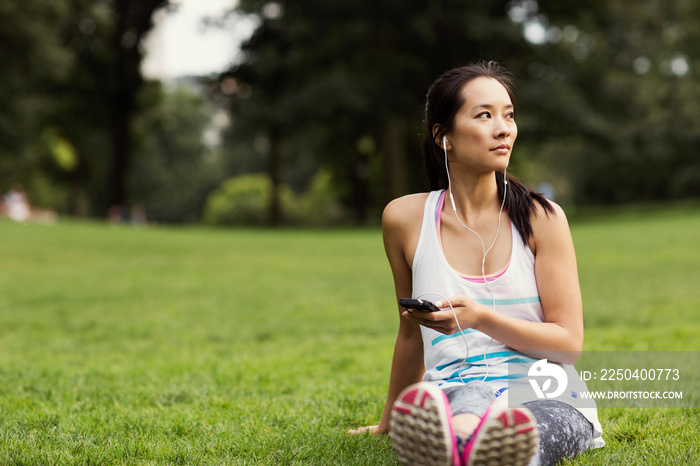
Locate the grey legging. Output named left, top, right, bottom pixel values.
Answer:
left=443, top=381, right=594, bottom=466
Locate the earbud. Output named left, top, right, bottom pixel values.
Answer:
left=438, top=128, right=508, bottom=388
left=442, top=135, right=457, bottom=212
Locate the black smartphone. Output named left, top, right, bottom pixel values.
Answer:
left=399, top=298, right=441, bottom=313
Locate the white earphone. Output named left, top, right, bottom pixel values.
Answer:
left=442, top=134, right=507, bottom=197
left=443, top=135, right=458, bottom=213
left=440, top=132, right=511, bottom=386
left=440, top=133, right=508, bottom=294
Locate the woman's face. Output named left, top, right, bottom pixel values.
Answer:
left=445, top=77, right=517, bottom=175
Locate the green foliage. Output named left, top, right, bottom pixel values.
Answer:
left=223, top=0, right=534, bottom=223
left=515, top=0, right=700, bottom=204
left=221, top=0, right=700, bottom=221
left=203, top=173, right=295, bottom=226
left=295, top=167, right=347, bottom=226
left=0, top=0, right=171, bottom=217
left=4, top=0, right=700, bottom=224
left=130, top=84, right=223, bottom=223
left=204, top=169, right=347, bottom=227
left=0, top=1, right=72, bottom=156
left=0, top=0, right=81, bottom=210
left=42, top=128, right=78, bottom=172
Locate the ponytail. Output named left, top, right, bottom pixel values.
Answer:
left=498, top=171, right=554, bottom=242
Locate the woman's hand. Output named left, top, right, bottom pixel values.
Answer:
left=402, top=295, right=485, bottom=335
left=347, top=425, right=385, bottom=435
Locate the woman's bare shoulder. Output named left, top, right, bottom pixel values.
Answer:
left=382, top=193, right=431, bottom=269
left=530, top=199, right=568, bottom=229
left=529, top=200, right=572, bottom=253
left=382, top=193, right=430, bottom=228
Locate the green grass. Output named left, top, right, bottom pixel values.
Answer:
left=0, top=205, right=698, bottom=465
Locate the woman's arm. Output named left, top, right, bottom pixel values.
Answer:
left=404, top=202, right=583, bottom=364
left=375, top=321, right=425, bottom=432
left=349, top=196, right=426, bottom=435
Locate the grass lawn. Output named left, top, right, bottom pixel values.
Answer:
left=0, top=204, right=698, bottom=465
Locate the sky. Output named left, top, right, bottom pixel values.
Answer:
left=142, top=0, right=256, bottom=80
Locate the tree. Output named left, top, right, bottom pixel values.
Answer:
left=105, top=0, right=171, bottom=210
left=130, top=83, right=223, bottom=223
left=0, top=1, right=72, bottom=187
left=0, top=0, right=175, bottom=217
left=221, top=0, right=533, bottom=224
left=512, top=0, right=700, bottom=203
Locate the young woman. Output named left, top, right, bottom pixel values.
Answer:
left=349, top=62, right=604, bottom=466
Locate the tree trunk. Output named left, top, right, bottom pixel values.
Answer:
left=351, top=155, right=369, bottom=224
left=68, top=150, right=88, bottom=217
left=268, top=130, right=282, bottom=227
left=108, top=84, right=133, bottom=210
left=107, top=0, right=169, bottom=213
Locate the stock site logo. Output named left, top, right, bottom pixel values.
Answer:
left=528, top=359, right=568, bottom=399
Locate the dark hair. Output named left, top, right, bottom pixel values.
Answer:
left=422, top=60, right=553, bottom=241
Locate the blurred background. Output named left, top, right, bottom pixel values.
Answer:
left=1, top=0, right=699, bottom=227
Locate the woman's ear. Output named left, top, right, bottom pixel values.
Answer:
left=432, top=124, right=447, bottom=149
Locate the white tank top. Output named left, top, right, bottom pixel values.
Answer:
left=412, top=190, right=603, bottom=446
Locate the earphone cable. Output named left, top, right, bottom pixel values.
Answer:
left=442, top=136, right=508, bottom=383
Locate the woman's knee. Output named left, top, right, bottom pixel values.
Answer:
left=524, top=400, right=593, bottom=466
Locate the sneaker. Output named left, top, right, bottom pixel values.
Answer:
left=389, top=382, right=460, bottom=466
left=461, top=397, right=539, bottom=466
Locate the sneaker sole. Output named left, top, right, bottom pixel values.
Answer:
left=389, top=383, right=458, bottom=466
left=466, top=406, right=539, bottom=466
